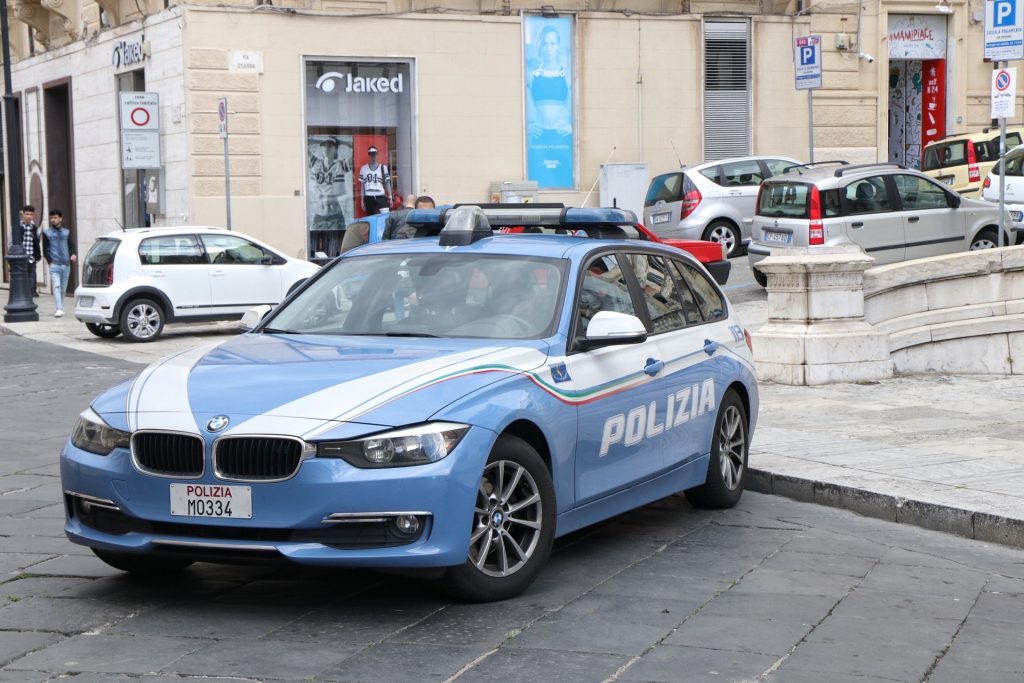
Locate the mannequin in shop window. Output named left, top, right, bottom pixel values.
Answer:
left=309, top=138, right=353, bottom=231
left=359, top=146, right=393, bottom=215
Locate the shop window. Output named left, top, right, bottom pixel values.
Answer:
left=304, top=60, right=415, bottom=259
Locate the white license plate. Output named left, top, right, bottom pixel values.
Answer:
left=77, top=296, right=95, bottom=308
left=650, top=213, right=671, bottom=225
left=1011, top=211, right=1023, bottom=222
left=170, top=484, right=252, bottom=519
left=763, top=230, right=790, bottom=244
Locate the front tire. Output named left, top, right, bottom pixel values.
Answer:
left=703, top=221, right=742, bottom=259
left=970, top=228, right=1000, bottom=250
left=85, top=323, right=121, bottom=339
left=444, top=435, right=555, bottom=602
left=92, top=549, right=193, bottom=576
left=686, top=389, right=749, bottom=509
left=119, top=298, right=165, bottom=342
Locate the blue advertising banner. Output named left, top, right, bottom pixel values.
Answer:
left=524, top=15, right=575, bottom=190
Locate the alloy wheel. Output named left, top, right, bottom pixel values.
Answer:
left=718, top=404, right=746, bottom=490
left=126, top=303, right=161, bottom=339
left=707, top=225, right=737, bottom=255
left=469, top=460, right=543, bottom=578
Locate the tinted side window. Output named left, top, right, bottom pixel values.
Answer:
left=673, top=261, right=726, bottom=322
left=822, top=189, right=842, bottom=217
left=893, top=174, right=951, bottom=210
left=722, top=160, right=764, bottom=186
left=576, top=254, right=638, bottom=335
left=138, top=235, right=204, bottom=265
left=645, top=173, right=684, bottom=206
left=201, top=235, right=268, bottom=265
left=843, top=177, right=893, bottom=215
left=623, top=253, right=698, bottom=334
left=1008, top=132, right=1022, bottom=148
left=699, top=166, right=722, bottom=184
left=975, top=141, right=993, bottom=163
left=1005, top=152, right=1024, bottom=177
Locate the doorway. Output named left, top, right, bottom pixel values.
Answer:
left=44, top=81, right=77, bottom=290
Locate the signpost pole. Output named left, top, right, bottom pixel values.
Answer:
left=794, top=35, right=821, bottom=163
left=218, top=98, right=232, bottom=231
left=999, top=61, right=1007, bottom=248
left=808, top=90, right=815, bottom=164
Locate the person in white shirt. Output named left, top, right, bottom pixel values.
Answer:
left=358, top=146, right=393, bottom=215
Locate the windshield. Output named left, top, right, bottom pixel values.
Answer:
left=266, top=253, right=566, bottom=339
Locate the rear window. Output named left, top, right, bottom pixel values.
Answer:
left=1004, top=150, right=1024, bottom=177
left=758, top=182, right=811, bottom=218
left=921, top=141, right=968, bottom=171
left=645, top=173, right=684, bottom=206
left=82, top=238, right=120, bottom=287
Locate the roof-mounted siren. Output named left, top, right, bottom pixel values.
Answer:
left=438, top=205, right=492, bottom=246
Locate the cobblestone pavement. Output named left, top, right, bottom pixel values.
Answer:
left=2, top=336, right=1024, bottom=682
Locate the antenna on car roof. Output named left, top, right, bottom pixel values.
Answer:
left=112, top=217, right=126, bottom=232
left=670, top=139, right=683, bottom=168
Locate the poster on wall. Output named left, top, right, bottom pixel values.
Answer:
left=921, top=60, right=946, bottom=155
left=888, top=15, right=948, bottom=60
left=306, top=134, right=354, bottom=234
left=524, top=15, right=575, bottom=190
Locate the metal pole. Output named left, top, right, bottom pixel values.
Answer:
left=1, top=0, right=38, bottom=322
left=223, top=134, right=232, bottom=231
left=808, top=89, right=815, bottom=164
left=999, top=61, right=1007, bottom=249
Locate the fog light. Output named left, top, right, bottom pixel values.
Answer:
left=81, top=500, right=93, bottom=514
left=393, top=515, right=420, bottom=535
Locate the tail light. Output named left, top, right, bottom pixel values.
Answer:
left=743, top=328, right=753, bottom=354
left=968, top=143, right=980, bottom=183
left=808, top=186, right=825, bottom=245
left=984, top=176, right=992, bottom=189
left=680, top=176, right=702, bottom=219
left=105, top=263, right=114, bottom=286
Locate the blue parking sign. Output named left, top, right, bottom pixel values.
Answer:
left=794, top=35, right=822, bottom=90
left=986, top=0, right=1024, bottom=60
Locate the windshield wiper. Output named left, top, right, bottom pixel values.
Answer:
left=261, top=327, right=303, bottom=335
left=383, top=331, right=441, bottom=338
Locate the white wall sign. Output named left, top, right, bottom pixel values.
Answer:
left=992, top=67, right=1017, bottom=119
left=119, top=92, right=161, bottom=169
left=794, top=35, right=822, bottom=90
left=112, top=35, right=148, bottom=70
left=230, top=51, right=264, bottom=74
left=888, top=15, right=948, bottom=60
left=985, top=0, right=1024, bottom=61
left=119, top=92, right=160, bottom=131
left=121, top=131, right=161, bottom=169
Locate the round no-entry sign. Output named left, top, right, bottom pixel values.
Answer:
left=130, top=107, right=150, bottom=127
left=997, top=70, right=1013, bottom=91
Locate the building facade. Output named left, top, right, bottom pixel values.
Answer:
left=0, top=0, right=1019, bottom=285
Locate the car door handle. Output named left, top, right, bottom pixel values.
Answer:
left=150, top=270, right=165, bottom=277
left=728, top=191, right=742, bottom=196
left=703, top=339, right=720, bottom=356
left=908, top=216, right=920, bottom=223
left=212, top=270, right=225, bottom=277
left=851, top=222, right=864, bottom=228
left=644, top=358, right=664, bottom=376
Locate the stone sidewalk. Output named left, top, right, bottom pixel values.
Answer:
left=3, top=295, right=1023, bottom=550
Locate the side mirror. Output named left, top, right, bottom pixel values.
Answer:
left=239, top=304, right=274, bottom=331
left=575, top=311, right=648, bottom=351
left=948, top=193, right=961, bottom=209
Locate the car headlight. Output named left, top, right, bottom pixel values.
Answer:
left=316, top=422, right=469, bottom=468
left=71, top=407, right=130, bottom=455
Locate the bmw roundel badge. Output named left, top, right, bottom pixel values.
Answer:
left=207, top=415, right=230, bottom=432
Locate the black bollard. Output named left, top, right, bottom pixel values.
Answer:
left=4, top=244, right=40, bottom=322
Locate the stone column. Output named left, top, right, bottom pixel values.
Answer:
left=752, top=245, right=893, bottom=385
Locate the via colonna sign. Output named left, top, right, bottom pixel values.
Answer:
left=888, top=15, right=948, bottom=60
left=112, top=34, right=148, bottom=70
left=523, top=15, right=576, bottom=190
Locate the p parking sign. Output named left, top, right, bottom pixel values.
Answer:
left=985, top=0, right=1024, bottom=60
left=794, top=36, right=822, bottom=90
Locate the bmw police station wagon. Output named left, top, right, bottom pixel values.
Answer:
left=61, top=206, right=759, bottom=601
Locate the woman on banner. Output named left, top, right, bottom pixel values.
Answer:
left=526, top=22, right=573, bottom=188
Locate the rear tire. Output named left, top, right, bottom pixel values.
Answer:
left=92, top=549, right=193, bottom=576
left=85, top=323, right=121, bottom=339
left=703, top=221, right=742, bottom=259
left=753, top=269, right=768, bottom=288
left=444, top=435, right=555, bottom=602
left=686, top=390, right=749, bottom=509
left=970, top=228, right=1000, bottom=250
left=119, top=298, right=165, bottom=343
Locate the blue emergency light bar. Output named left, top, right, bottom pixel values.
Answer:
left=407, top=204, right=639, bottom=232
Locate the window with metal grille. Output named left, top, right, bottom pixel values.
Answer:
left=703, top=21, right=751, bottom=161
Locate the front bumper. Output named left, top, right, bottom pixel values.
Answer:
left=60, top=426, right=495, bottom=568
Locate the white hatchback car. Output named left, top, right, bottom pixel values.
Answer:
left=74, top=227, right=319, bottom=342
left=981, top=144, right=1024, bottom=246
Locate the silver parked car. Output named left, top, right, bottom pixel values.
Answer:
left=981, top=144, right=1024, bottom=245
left=748, top=163, right=1014, bottom=287
left=643, top=155, right=801, bottom=258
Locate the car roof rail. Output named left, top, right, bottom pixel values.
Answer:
left=781, top=160, right=849, bottom=175
left=834, top=162, right=906, bottom=177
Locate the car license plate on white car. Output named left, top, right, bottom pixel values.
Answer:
left=170, top=484, right=252, bottom=519
left=763, top=230, right=790, bottom=244
left=1011, top=211, right=1023, bottom=222
left=76, top=296, right=95, bottom=308
left=650, top=213, right=671, bottom=225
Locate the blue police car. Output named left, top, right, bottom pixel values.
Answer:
left=61, top=206, right=759, bottom=601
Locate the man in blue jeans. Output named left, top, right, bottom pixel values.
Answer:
left=41, top=209, right=77, bottom=317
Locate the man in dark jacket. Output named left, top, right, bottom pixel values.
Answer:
left=18, top=205, right=41, bottom=297
left=41, top=209, right=77, bottom=317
